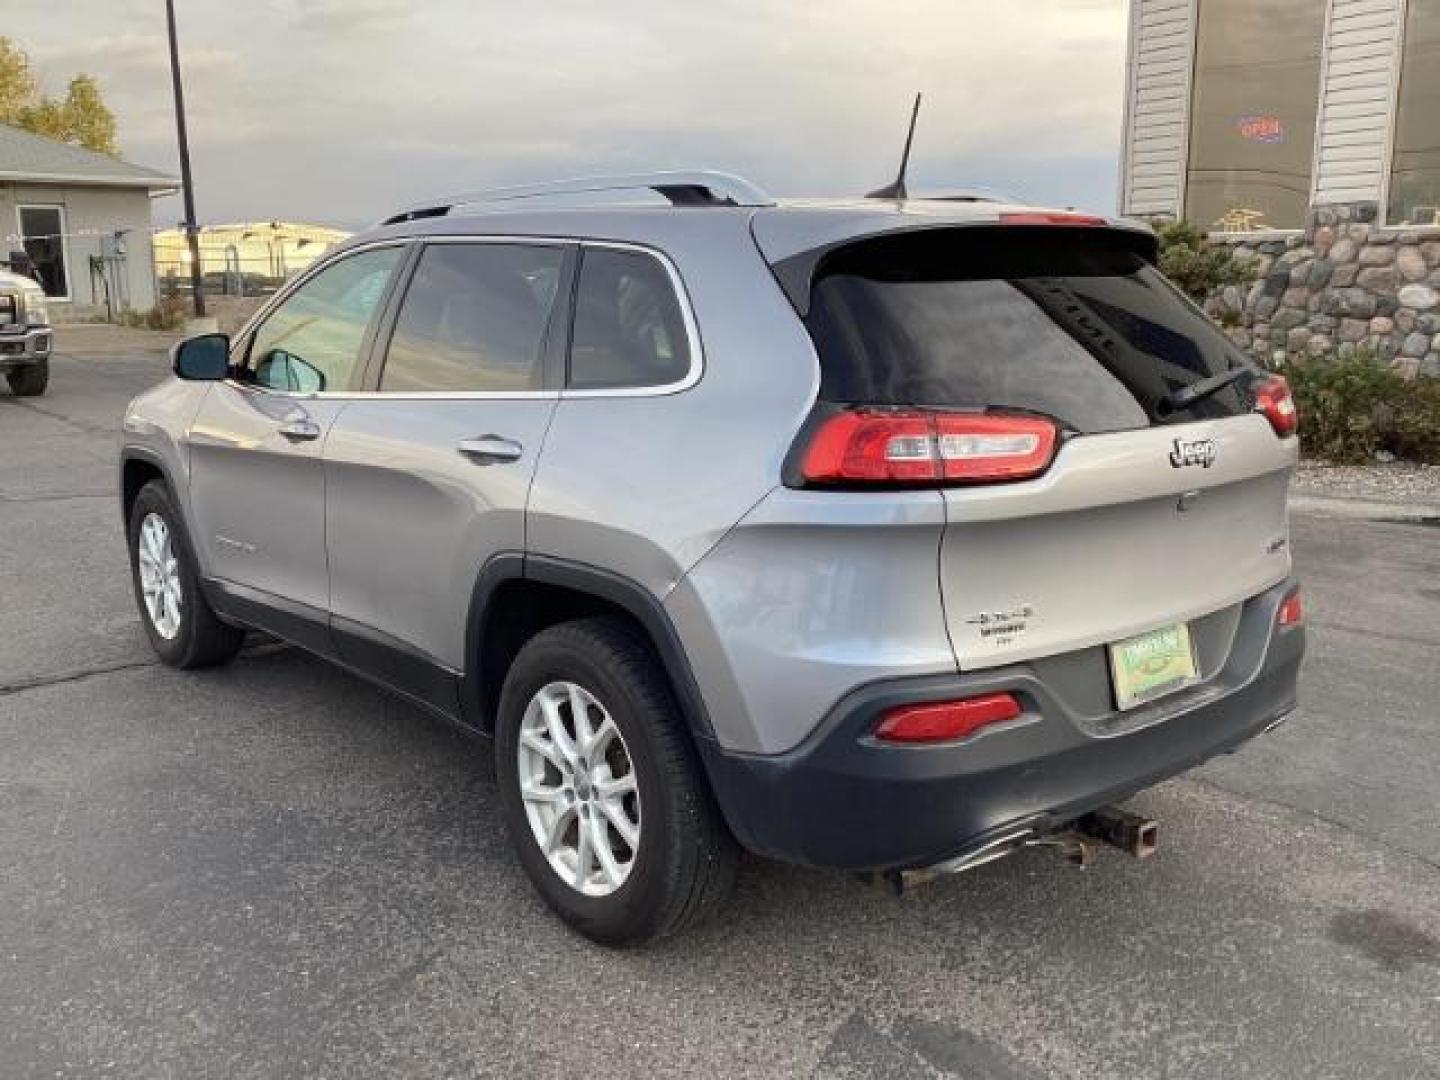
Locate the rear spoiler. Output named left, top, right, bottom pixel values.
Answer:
left=765, top=220, right=1160, bottom=319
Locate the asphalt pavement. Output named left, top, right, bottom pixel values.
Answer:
left=2, top=327, right=1437, bottom=1079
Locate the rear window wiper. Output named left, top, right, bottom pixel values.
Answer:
left=1157, top=367, right=1251, bottom=418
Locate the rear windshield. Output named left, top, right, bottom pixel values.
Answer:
left=803, top=228, right=1257, bottom=432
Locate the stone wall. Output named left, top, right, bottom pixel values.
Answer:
left=1204, top=202, right=1440, bottom=378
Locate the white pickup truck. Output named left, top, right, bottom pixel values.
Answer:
left=0, top=268, right=52, bottom=397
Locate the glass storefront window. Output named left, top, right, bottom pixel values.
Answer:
left=1389, top=0, right=1440, bottom=225
left=1185, top=0, right=1327, bottom=231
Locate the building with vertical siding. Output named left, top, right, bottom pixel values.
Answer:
left=1119, top=0, right=1439, bottom=231
left=0, top=123, right=176, bottom=316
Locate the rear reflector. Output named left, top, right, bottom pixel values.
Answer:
left=1277, top=591, right=1303, bottom=627
left=875, top=693, right=1023, bottom=743
left=999, top=211, right=1107, bottom=227
left=1254, top=374, right=1298, bottom=437
left=799, top=410, right=1059, bottom=487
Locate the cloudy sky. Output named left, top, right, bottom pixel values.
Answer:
left=14, top=0, right=1128, bottom=230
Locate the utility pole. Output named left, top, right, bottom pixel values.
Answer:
left=165, top=0, right=205, bottom=318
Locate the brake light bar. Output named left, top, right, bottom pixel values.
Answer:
left=999, top=211, right=1107, bottom=227
left=799, top=410, right=1059, bottom=487
left=875, top=693, right=1023, bottom=743
left=1253, top=374, right=1298, bottom=437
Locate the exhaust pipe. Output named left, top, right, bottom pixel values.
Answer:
left=864, top=805, right=1158, bottom=895
left=1075, top=806, right=1158, bottom=859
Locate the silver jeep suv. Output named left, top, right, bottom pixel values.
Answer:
left=119, top=172, right=1305, bottom=943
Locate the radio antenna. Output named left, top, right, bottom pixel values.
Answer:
left=867, top=92, right=923, bottom=201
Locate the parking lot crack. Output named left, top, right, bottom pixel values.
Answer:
left=1184, top=774, right=1440, bottom=876
left=0, top=658, right=160, bottom=696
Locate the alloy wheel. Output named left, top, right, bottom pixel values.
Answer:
left=515, top=680, right=642, bottom=897
left=137, top=512, right=183, bottom=640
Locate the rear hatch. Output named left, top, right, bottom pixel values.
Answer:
left=785, top=221, right=1296, bottom=672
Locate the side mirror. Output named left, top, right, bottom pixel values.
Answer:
left=171, top=333, right=231, bottom=381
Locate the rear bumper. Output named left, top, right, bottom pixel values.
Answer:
left=698, top=577, right=1304, bottom=871
left=0, top=327, right=51, bottom=369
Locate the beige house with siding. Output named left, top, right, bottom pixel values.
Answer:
left=0, top=123, right=177, bottom=317
left=1120, top=0, right=1440, bottom=230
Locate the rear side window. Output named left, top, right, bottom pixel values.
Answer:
left=569, top=247, right=691, bottom=390
left=380, top=243, right=564, bottom=392
left=804, top=228, right=1256, bottom=432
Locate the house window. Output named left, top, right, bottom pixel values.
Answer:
left=16, top=205, right=70, bottom=300
left=1388, top=0, right=1440, bottom=225
left=1185, top=0, right=1327, bottom=231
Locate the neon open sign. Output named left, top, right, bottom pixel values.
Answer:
left=1238, top=116, right=1285, bottom=143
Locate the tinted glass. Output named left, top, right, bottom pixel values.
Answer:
left=247, top=246, right=402, bottom=392
left=1389, top=0, right=1440, bottom=225
left=1186, top=0, right=1325, bottom=231
left=381, top=243, right=564, bottom=392
left=804, top=228, right=1257, bottom=433
left=569, top=248, right=690, bottom=389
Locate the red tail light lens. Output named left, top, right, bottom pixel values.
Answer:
left=799, top=410, right=1059, bottom=487
left=1000, top=211, right=1107, bottom=227
left=1277, top=590, right=1303, bottom=628
left=875, top=693, right=1023, bottom=743
left=1254, top=374, right=1298, bottom=437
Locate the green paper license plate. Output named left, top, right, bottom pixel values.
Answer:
left=1109, top=622, right=1199, bottom=710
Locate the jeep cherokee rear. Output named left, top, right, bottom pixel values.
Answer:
left=119, top=173, right=1303, bottom=944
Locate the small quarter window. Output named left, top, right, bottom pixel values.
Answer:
left=569, top=248, right=691, bottom=390
left=380, top=243, right=564, bottom=392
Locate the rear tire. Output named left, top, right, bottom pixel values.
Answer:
left=127, top=479, right=244, bottom=668
left=6, top=359, right=48, bottom=396
left=495, top=617, right=737, bottom=945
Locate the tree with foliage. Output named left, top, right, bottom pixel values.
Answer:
left=0, top=37, right=118, bottom=154
left=1152, top=218, right=1254, bottom=303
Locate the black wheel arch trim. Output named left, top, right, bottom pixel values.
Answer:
left=461, top=552, right=715, bottom=740
left=119, top=446, right=177, bottom=521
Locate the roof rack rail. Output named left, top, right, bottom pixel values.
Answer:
left=379, top=170, right=773, bottom=226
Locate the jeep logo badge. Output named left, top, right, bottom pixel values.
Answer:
left=1169, top=436, right=1216, bottom=469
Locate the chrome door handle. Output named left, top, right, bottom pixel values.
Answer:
left=278, top=418, right=322, bottom=442
left=457, top=435, right=523, bottom=463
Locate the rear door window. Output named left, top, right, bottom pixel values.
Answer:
left=380, top=242, right=565, bottom=392
left=803, top=228, right=1256, bottom=432
left=568, top=247, right=691, bottom=390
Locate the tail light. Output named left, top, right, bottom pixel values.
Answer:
left=1000, top=211, right=1107, bottom=227
left=875, top=693, right=1023, bottom=743
left=798, top=409, right=1059, bottom=487
left=1277, top=590, right=1303, bottom=628
left=1254, top=375, right=1298, bottom=437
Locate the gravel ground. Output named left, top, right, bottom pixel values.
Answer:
left=1293, top=461, right=1440, bottom=506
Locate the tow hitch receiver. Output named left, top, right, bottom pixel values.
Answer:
left=1074, top=806, right=1158, bottom=859
left=863, top=806, right=1159, bottom=896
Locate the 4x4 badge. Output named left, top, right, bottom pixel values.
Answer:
left=1169, top=436, right=1216, bottom=469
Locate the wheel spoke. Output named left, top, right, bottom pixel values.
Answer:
left=520, top=728, right=564, bottom=770
left=593, top=770, right=636, bottom=799
left=599, top=798, right=640, bottom=850
left=543, top=805, right=577, bottom=856
left=569, top=685, right=594, bottom=749
left=520, top=781, right=566, bottom=805
left=589, top=814, right=624, bottom=886
left=540, top=692, right=578, bottom=761
left=573, top=810, right=593, bottom=887
left=589, top=716, right=618, bottom=757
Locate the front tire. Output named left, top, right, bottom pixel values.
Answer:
left=127, top=479, right=244, bottom=668
left=6, top=359, right=48, bottom=396
left=495, top=617, right=737, bottom=945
